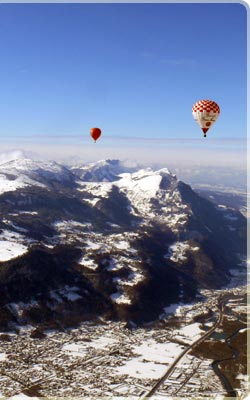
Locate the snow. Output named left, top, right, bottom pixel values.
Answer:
left=167, top=213, right=188, bottom=226
left=0, top=240, right=28, bottom=261
left=236, top=373, right=248, bottom=381
left=0, top=229, right=25, bottom=241
left=0, top=150, right=27, bottom=164
left=78, top=182, right=112, bottom=198
left=238, top=328, right=248, bottom=333
left=19, top=211, right=38, bottom=215
left=78, top=255, right=98, bottom=270
left=0, top=174, right=29, bottom=194
left=62, top=343, right=87, bottom=357
left=115, top=358, right=167, bottom=379
left=106, top=258, right=123, bottom=271
left=163, top=301, right=199, bottom=318
left=164, top=303, right=186, bottom=315
left=84, top=198, right=99, bottom=206
left=133, top=175, right=162, bottom=196
left=64, top=292, right=82, bottom=301
left=165, top=241, right=190, bottom=263
left=116, top=170, right=162, bottom=198
left=57, top=286, right=82, bottom=301
left=110, top=292, right=131, bottom=304
left=113, top=168, right=179, bottom=220
left=106, top=222, right=120, bottom=228
left=118, top=271, right=144, bottom=287
left=235, top=373, right=249, bottom=395
left=63, top=334, right=118, bottom=356
left=9, top=394, right=39, bottom=400
left=53, top=220, right=90, bottom=231
left=132, top=340, right=184, bottom=364
left=115, top=240, right=130, bottom=250
left=73, top=159, right=126, bottom=182
left=0, top=353, right=7, bottom=361
left=85, top=240, right=103, bottom=250
left=1, top=158, right=71, bottom=181
left=8, top=222, right=28, bottom=233
left=88, top=336, right=117, bottom=350
left=178, top=323, right=203, bottom=342
left=0, top=158, right=64, bottom=194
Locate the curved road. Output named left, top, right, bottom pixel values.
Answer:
left=141, top=298, right=224, bottom=399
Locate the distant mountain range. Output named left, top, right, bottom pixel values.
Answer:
left=0, top=157, right=246, bottom=331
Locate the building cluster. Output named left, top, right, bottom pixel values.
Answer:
left=0, top=286, right=247, bottom=398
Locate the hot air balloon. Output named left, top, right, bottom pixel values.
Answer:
left=192, top=100, right=220, bottom=137
left=90, top=127, right=102, bottom=142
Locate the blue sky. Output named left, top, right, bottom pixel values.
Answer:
left=0, top=3, right=247, bottom=167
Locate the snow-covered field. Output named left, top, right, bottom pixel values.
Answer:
left=178, top=323, right=203, bottom=343
left=0, top=174, right=28, bottom=194
left=132, top=340, right=184, bottom=364
left=0, top=285, right=247, bottom=398
left=0, top=240, right=28, bottom=262
left=115, top=358, right=167, bottom=379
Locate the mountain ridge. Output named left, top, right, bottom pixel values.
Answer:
left=0, top=157, right=246, bottom=331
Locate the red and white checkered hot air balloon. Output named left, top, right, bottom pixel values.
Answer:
left=192, top=99, right=220, bottom=137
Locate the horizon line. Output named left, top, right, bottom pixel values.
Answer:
left=3, top=134, right=246, bottom=144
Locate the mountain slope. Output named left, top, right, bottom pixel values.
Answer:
left=0, top=158, right=246, bottom=329
left=71, top=159, right=137, bottom=182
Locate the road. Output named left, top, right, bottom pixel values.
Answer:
left=12, top=348, right=120, bottom=397
left=141, top=298, right=224, bottom=399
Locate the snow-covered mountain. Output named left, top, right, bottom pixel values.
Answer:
left=0, top=158, right=246, bottom=331
left=0, top=158, right=76, bottom=194
left=70, top=159, right=139, bottom=182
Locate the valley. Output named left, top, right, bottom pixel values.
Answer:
left=0, top=156, right=247, bottom=398
left=0, top=285, right=248, bottom=398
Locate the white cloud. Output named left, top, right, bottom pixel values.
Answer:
left=0, top=142, right=246, bottom=170
left=0, top=149, right=42, bottom=165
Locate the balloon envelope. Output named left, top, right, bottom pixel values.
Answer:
left=192, top=100, right=220, bottom=137
left=90, top=127, right=102, bottom=142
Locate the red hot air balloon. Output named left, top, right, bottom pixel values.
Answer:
left=90, top=127, right=102, bottom=142
left=192, top=100, right=220, bottom=137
